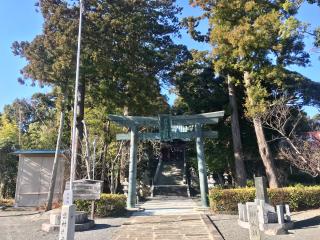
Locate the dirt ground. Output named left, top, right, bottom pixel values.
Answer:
left=0, top=208, right=128, bottom=240
left=210, top=208, right=320, bottom=240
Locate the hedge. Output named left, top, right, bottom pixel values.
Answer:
left=0, top=198, right=14, bottom=207
left=75, top=194, right=127, bottom=217
left=209, top=185, right=320, bottom=213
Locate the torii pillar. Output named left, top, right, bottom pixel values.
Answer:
left=195, top=123, right=209, bottom=207
left=127, top=126, right=138, bottom=209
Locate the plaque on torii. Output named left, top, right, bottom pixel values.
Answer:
left=108, top=111, right=224, bottom=208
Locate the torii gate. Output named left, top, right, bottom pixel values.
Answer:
left=108, top=111, right=224, bottom=208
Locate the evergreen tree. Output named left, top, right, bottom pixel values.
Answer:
left=186, top=0, right=315, bottom=187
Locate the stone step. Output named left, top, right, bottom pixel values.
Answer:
left=42, top=220, right=95, bottom=232
left=49, top=211, right=89, bottom=225
left=153, top=185, right=189, bottom=197
left=156, top=160, right=185, bottom=186
left=42, top=210, right=95, bottom=233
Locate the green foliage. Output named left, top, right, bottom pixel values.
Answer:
left=172, top=50, right=228, bottom=114
left=0, top=148, right=18, bottom=199
left=209, top=186, right=320, bottom=213
left=2, top=92, right=59, bottom=150
left=0, top=115, right=19, bottom=148
left=75, top=194, right=127, bottom=217
left=13, top=0, right=186, bottom=115
left=246, top=179, right=255, bottom=187
left=187, top=0, right=311, bottom=118
left=0, top=115, right=19, bottom=198
left=22, top=121, right=57, bottom=149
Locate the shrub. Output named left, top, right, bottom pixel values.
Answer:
left=75, top=194, right=127, bottom=217
left=0, top=198, right=14, bottom=207
left=209, top=185, right=320, bottom=213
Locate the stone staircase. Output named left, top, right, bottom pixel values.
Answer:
left=152, top=159, right=189, bottom=197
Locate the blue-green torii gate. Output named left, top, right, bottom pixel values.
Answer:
left=108, top=111, right=224, bottom=208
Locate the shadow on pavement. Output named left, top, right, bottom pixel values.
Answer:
left=294, top=216, right=320, bottom=229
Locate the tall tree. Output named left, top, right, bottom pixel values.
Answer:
left=13, top=0, right=186, bottom=177
left=227, top=75, right=247, bottom=186
left=181, top=21, right=248, bottom=186
left=188, top=0, right=312, bottom=188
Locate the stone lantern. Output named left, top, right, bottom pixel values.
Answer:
left=223, top=172, right=229, bottom=186
left=122, top=178, right=129, bottom=196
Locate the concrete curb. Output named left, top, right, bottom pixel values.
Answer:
left=201, top=214, right=225, bottom=240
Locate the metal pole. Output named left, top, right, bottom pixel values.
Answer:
left=92, top=137, right=97, bottom=179
left=195, top=124, right=209, bottom=207
left=90, top=137, right=97, bottom=219
left=59, top=2, right=83, bottom=240
left=127, top=126, right=138, bottom=209
left=70, top=0, right=84, bottom=202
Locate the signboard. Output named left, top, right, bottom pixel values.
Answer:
left=159, top=114, right=171, bottom=141
left=65, top=180, right=102, bottom=200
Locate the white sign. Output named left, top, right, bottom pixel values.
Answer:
left=63, top=190, right=73, bottom=206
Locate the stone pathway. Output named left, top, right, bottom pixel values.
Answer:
left=112, top=214, right=212, bottom=240
left=111, top=197, right=213, bottom=240
left=134, top=196, right=198, bottom=216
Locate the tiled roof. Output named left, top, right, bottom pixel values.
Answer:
left=12, top=150, right=64, bottom=155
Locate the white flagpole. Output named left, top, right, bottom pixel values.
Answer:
left=70, top=0, right=84, bottom=203
left=59, top=1, right=84, bottom=240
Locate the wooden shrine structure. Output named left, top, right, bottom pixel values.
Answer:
left=108, top=111, right=224, bottom=208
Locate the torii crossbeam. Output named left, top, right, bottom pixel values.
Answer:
left=108, top=111, right=224, bottom=208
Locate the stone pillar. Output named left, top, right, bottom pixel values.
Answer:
left=255, top=176, right=269, bottom=203
left=58, top=205, right=76, bottom=240
left=247, top=202, right=261, bottom=240
left=127, top=126, right=138, bottom=209
left=195, top=124, right=209, bottom=207
left=285, top=204, right=291, bottom=221
left=276, top=205, right=285, bottom=224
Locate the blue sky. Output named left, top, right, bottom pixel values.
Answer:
left=0, top=1, right=319, bottom=116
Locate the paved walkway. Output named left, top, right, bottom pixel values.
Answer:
left=111, top=197, right=213, bottom=240
left=134, top=196, right=198, bottom=216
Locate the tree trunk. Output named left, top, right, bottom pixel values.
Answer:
left=46, top=110, right=65, bottom=211
left=82, top=120, right=91, bottom=179
left=76, top=79, right=85, bottom=178
left=252, top=117, right=279, bottom=188
left=228, top=75, right=247, bottom=187
left=101, top=144, right=107, bottom=192
left=101, top=121, right=110, bottom=192
left=244, top=72, right=279, bottom=188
